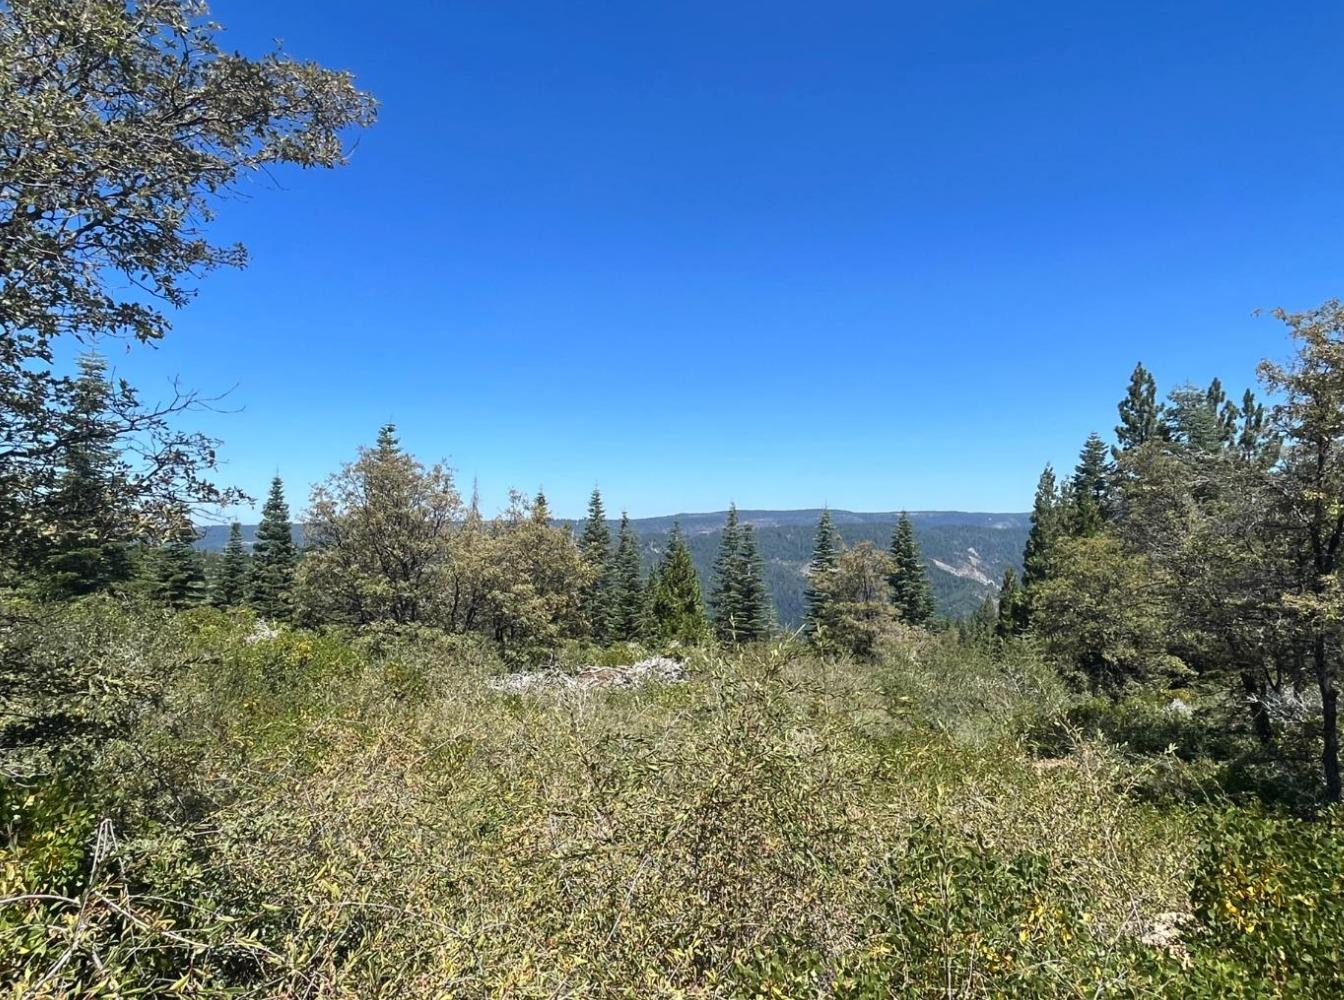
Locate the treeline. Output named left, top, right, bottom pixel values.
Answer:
left=3, top=358, right=947, bottom=669
left=0, top=406, right=736, bottom=661
left=985, top=303, right=1344, bottom=802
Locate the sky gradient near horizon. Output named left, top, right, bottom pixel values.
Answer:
left=109, top=1, right=1344, bottom=520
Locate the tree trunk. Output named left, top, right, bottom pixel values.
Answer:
left=1314, top=633, right=1341, bottom=802
left=1241, top=671, right=1274, bottom=746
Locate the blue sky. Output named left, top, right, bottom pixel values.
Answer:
left=113, top=1, right=1344, bottom=520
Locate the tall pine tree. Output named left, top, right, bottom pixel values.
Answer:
left=710, top=504, right=743, bottom=640
left=1071, top=433, right=1112, bottom=536
left=578, top=487, right=612, bottom=638
left=647, top=523, right=709, bottom=644
left=251, top=475, right=297, bottom=619
left=710, top=504, right=772, bottom=643
left=1164, top=385, right=1225, bottom=452
left=732, top=522, right=772, bottom=642
left=1022, top=464, right=1062, bottom=593
left=1115, top=362, right=1162, bottom=453
left=1206, top=378, right=1240, bottom=447
left=606, top=512, right=645, bottom=641
left=211, top=521, right=250, bottom=607
left=994, top=566, right=1026, bottom=638
left=33, top=355, right=134, bottom=597
left=803, top=508, right=841, bottom=637
left=1235, top=388, right=1279, bottom=466
left=888, top=512, right=935, bottom=625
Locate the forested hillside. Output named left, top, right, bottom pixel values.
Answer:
left=199, top=511, right=1029, bottom=623
left=640, top=513, right=1028, bottom=623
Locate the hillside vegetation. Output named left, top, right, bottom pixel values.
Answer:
left=5, top=600, right=1341, bottom=998
left=197, top=512, right=1030, bottom=625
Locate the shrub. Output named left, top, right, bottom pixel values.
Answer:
left=1183, top=806, right=1344, bottom=998
left=4, top=602, right=1340, bottom=997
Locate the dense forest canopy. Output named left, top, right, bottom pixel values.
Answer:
left=4, top=2, right=1344, bottom=997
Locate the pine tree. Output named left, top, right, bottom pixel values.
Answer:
left=647, top=523, right=709, bottom=644
left=888, top=512, right=935, bottom=625
left=710, top=504, right=743, bottom=640
left=532, top=489, right=551, bottom=526
left=1202, top=377, right=1240, bottom=447
left=1115, top=362, right=1162, bottom=453
left=803, top=509, right=841, bottom=637
left=1205, top=377, right=1227, bottom=422
left=606, top=512, right=646, bottom=641
left=732, top=522, right=772, bottom=642
left=251, top=475, right=297, bottom=619
left=710, top=504, right=771, bottom=642
left=211, top=521, right=250, bottom=607
left=994, top=566, right=1025, bottom=638
left=578, top=488, right=612, bottom=638
left=153, top=537, right=206, bottom=608
left=1164, top=384, right=1225, bottom=452
left=1236, top=388, right=1280, bottom=466
left=1071, top=433, right=1112, bottom=536
left=1022, top=465, right=1062, bottom=601
left=33, top=355, right=134, bottom=597
left=962, top=592, right=999, bottom=643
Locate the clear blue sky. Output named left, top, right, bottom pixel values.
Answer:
left=115, top=1, right=1344, bottom=520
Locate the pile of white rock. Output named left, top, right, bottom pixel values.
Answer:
left=488, top=656, right=686, bottom=694
left=242, top=620, right=281, bottom=645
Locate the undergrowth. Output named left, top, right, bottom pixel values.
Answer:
left=2, top=600, right=1340, bottom=997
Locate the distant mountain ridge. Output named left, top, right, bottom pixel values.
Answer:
left=593, top=509, right=1029, bottom=533
left=196, top=509, right=1029, bottom=624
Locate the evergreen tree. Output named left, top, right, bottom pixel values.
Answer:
left=1205, top=376, right=1227, bottom=412
left=1115, top=362, right=1162, bottom=454
left=578, top=488, right=612, bottom=638
left=1236, top=388, right=1280, bottom=466
left=962, top=592, right=999, bottom=643
left=1022, top=465, right=1062, bottom=594
left=647, top=523, right=709, bottom=644
left=1071, top=433, right=1112, bottom=536
left=32, top=355, right=134, bottom=597
left=732, top=523, right=772, bottom=642
left=994, top=567, right=1026, bottom=638
left=1164, top=384, right=1225, bottom=452
left=803, top=508, right=841, bottom=637
left=532, top=489, right=551, bottom=526
left=606, top=513, right=645, bottom=641
left=888, top=512, right=935, bottom=625
left=153, top=537, right=206, bottom=608
left=211, top=522, right=250, bottom=608
left=1203, top=377, right=1239, bottom=447
left=710, top=505, right=772, bottom=643
left=710, top=504, right=743, bottom=640
left=251, top=475, right=297, bottom=619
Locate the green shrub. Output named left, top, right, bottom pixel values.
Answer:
left=1183, top=806, right=1344, bottom=997
left=879, top=632, right=1070, bottom=745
